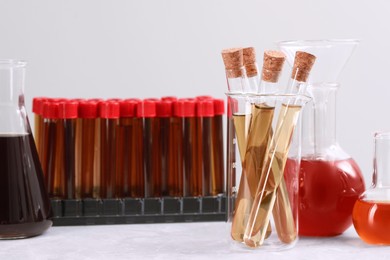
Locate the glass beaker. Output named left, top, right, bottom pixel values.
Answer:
left=226, top=92, right=310, bottom=250
left=0, top=60, right=52, bottom=239
left=353, top=132, right=390, bottom=245
left=277, top=40, right=366, bottom=236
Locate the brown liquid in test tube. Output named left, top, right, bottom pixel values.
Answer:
left=99, top=100, right=120, bottom=199
left=58, top=100, right=78, bottom=199
left=116, top=99, right=140, bottom=197
left=41, top=101, right=59, bottom=197
left=132, top=102, right=145, bottom=198
left=212, top=99, right=225, bottom=195
left=78, top=100, right=99, bottom=198
left=196, top=99, right=214, bottom=196
left=172, top=99, right=196, bottom=196
left=138, top=99, right=159, bottom=197
left=162, top=97, right=183, bottom=196
left=156, top=100, right=174, bottom=196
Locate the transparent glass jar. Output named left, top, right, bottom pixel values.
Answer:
left=226, top=92, right=310, bottom=250
left=0, top=60, right=52, bottom=239
left=353, top=132, right=390, bottom=245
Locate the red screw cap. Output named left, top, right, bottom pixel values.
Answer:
left=196, top=95, right=213, bottom=101
left=174, top=99, right=196, bottom=118
left=137, top=99, right=156, bottom=118
left=32, top=97, right=48, bottom=115
left=156, top=100, right=173, bottom=117
left=79, top=100, right=99, bottom=119
left=58, top=100, right=78, bottom=119
left=120, top=99, right=140, bottom=118
left=213, top=99, right=225, bottom=115
left=99, top=100, right=120, bottom=119
left=42, top=101, right=59, bottom=119
left=197, top=100, right=214, bottom=117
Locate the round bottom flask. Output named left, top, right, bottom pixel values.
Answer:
left=353, top=132, right=390, bottom=245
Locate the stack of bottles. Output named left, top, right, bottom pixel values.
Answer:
left=32, top=96, right=225, bottom=201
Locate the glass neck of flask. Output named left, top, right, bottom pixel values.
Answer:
left=373, top=132, right=390, bottom=187
left=0, top=60, right=27, bottom=135
left=307, top=83, right=338, bottom=157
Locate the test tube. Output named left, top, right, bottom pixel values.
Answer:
left=58, top=100, right=78, bottom=199
left=78, top=100, right=99, bottom=198
left=175, top=99, right=197, bottom=197
left=137, top=99, right=158, bottom=197
left=99, top=100, right=120, bottom=199
left=212, top=99, right=225, bottom=195
left=133, top=102, right=145, bottom=197
left=42, top=100, right=59, bottom=197
left=196, top=99, right=214, bottom=196
left=156, top=100, right=174, bottom=196
left=116, top=99, right=139, bottom=197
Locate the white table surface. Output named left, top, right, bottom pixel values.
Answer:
left=0, top=222, right=389, bottom=260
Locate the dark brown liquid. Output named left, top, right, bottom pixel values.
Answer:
left=52, top=120, right=65, bottom=198
left=100, top=119, right=118, bottom=199
left=64, top=119, right=76, bottom=199
left=211, top=115, right=224, bottom=195
left=81, top=119, right=96, bottom=198
left=169, top=117, right=183, bottom=196
left=144, top=118, right=161, bottom=197
left=158, top=117, right=170, bottom=196
left=133, top=118, right=144, bottom=197
left=186, top=117, right=199, bottom=196
left=0, top=134, right=52, bottom=239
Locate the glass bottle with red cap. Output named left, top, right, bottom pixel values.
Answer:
left=99, top=100, right=120, bottom=199
left=0, top=60, right=51, bottom=238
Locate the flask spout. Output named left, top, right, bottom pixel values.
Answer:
left=277, top=39, right=359, bottom=84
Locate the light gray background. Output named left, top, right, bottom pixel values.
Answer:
left=1, top=0, right=389, bottom=187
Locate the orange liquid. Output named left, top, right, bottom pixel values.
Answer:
left=353, top=199, right=390, bottom=245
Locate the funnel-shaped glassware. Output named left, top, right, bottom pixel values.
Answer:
left=277, top=39, right=359, bottom=83
left=276, top=40, right=365, bottom=237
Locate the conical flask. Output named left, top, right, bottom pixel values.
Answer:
left=277, top=40, right=365, bottom=236
left=0, top=60, right=52, bottom=239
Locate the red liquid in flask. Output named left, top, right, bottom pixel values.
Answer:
left=286, top=158, right=365, bottom=236
left=353, top=199, right=390, bottom=245
left=0, top=134, right=52, bottom=239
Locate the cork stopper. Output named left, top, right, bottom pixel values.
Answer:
left=243, top=47, right=258, bottom=77
left=221, top=48, right=244, bottom=78
left=262, top=50, right=286, bottom=83
left=291, top=51, right=316, bottom=82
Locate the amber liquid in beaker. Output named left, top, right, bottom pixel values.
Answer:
left=0, top=134, right=52, bottom=239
